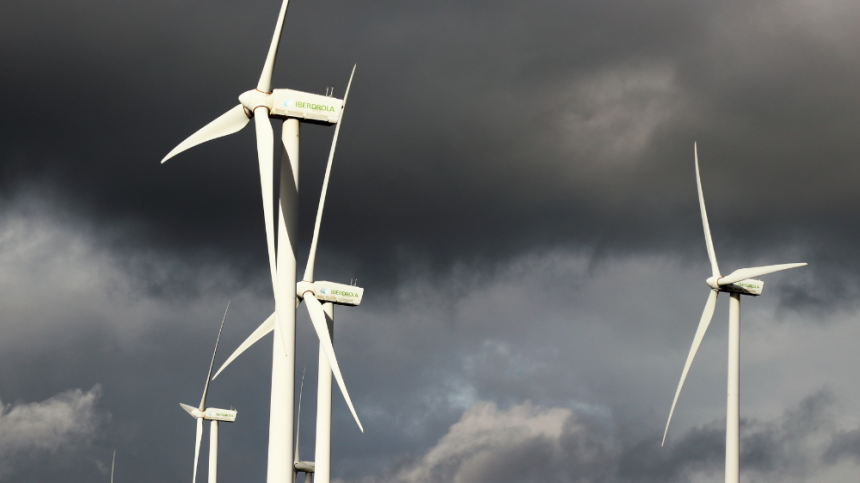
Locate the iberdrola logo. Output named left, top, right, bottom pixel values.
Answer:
left=282, top=99, right=335, bottom=112
left=295, top=101, right=335, bottom=112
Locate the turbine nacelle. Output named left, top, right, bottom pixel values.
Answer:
left=180, top=403, right=238, bottom=422
left=297, top=280, right=364, bottom=306
left=719, top=278, right=763, bottom=296
left=705, top=276, right=763, bottom=295
left=202, top=408, right=237, bottom=422
left=237, top=88, right=344, bottom=125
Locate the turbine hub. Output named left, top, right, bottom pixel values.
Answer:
left=239, top=89, right=272, bottom=113
left=706, top=276, right=720, bottom=290
left=296, top=280, right=315, bottom=299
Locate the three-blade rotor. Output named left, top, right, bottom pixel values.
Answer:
left=662, top=144, right=806, bottom=445
left=160, top=1, right=290, bottom=347
left=294, top=66, right=363, bottom=432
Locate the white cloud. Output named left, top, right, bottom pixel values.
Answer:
left=0, top=386, right=105, bottom=475
left=382, top=401, right=591, bottom=483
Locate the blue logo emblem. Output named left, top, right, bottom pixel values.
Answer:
left=320, top=287, right=328, bottom=294
left=283, top=99, right=292, bottom=107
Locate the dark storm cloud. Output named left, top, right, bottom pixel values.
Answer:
left=3, top=0, right=860, bottom=311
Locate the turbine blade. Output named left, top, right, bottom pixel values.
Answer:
left=111, top=449, right=115, bottom=483
left=257, top=0, right=290, bottom=93
left=193, top=417, right=203, bottom=483
left=213, top=312, right=275, bottom=380
left=200, top=301, right=230, bottom=411
left=254, top=109, right=291, bottom=356
left=255, top=110, right=278, bottom=295
left=662, top=289, right=719, bottom=446
left=695, top=143, right=720, bottom=278
left=294, top=367, right=305, bottom=464
left=161, top=105, right=250, bottom=163
left=718, top=263, right=807, bottom=286
left=302, top=293, right=364, bottom=432
left=303, top=65, right=357, bottom=282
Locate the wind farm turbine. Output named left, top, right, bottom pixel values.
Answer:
left=661, top=143, right=807, bottom=483
left=293, top=369, right=316, bottom=483
left=161, top=2, right=363, bottom=482
left=179, top=303, right=237, bottom=483
left=212, top=70, right=365, bottom=483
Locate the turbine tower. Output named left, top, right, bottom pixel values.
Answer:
left=662, top=143, right=807, bottom=483
left=161, top=3, right=361, bottom=482
left=179, top=303, right=238, bottom=483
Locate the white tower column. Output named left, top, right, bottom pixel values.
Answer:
left=314, top=303, right=334, bottom=483
left=209, top=420, right=219, bottom=483
left=726, top=293, right=741, bottom=483
left=268, top=118, right=300, bottom=483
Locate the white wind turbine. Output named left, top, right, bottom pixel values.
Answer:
left=662, top=143, right=807, bottom=483
left=161, top=2, right=359, bottom=481
left=212, top=69, right=365, bottom=483
left=293, top=368, right=315, bottom=482
left=180, top=303, right=238, bottom=483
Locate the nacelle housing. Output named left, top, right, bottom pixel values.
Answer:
left=298, top=280, right=364, bottom=306
left=721, top=278, right=763, bottom=296
left=204, top=408, right=238, bottom=422
left=271, top=89, right=343, bottom=124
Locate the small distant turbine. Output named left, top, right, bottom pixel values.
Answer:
left=180, top=303, right=238, bottom=483
left=293, top=368, right=316, bottom=483
left=662, top=143, right=807, bottom=483
left=111, top=450, right=115, bottom=483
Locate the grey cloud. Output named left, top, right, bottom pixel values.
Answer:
left=0, top=191, right=856, bottom=482
left=0, top=386, right=105, bottom=478
left=360, top=390, right=849, bottom=483
left=823, top=423, right=860, bottom=465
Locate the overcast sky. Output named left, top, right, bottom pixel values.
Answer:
left=3, top=0, right=860, bottom=482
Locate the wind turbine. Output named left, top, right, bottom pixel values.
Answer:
left=111, top=449, right=115, bottom=483
left=212, top=69, right=364, bottom=483
left=293, top=368, right=316, bottom=483
left=180, top=303, right=238, bottom=483
left=661, top=143, right=807, bottom=483
left=160, top=2, right=358, bottom=481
